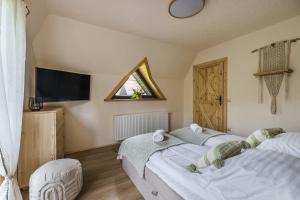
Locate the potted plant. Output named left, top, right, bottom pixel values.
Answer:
left=131, top=88, right=143, bottom=100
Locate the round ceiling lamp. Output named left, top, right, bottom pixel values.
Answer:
left=169, top=0, right=205, bottom=19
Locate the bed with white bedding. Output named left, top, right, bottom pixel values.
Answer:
left=121, top=132, right=300, bottom=200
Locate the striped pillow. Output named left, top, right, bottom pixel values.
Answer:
left=246, top=128, right=285, bottom=148
left=197, top=141, right=250, bottom=169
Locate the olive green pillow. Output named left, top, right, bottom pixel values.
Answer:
left=246, top=128, right=285, bottom=148
left=197, top=140, right=250, bottom=169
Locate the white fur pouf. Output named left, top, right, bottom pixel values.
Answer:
left=29, top=159, right=83, bottom=200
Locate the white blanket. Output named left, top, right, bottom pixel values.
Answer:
left=146, top=143, right=300, bottom=200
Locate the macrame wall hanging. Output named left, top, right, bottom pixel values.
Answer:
left=252, top=38, right=299, bottom=114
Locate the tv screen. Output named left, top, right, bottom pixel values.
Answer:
left=36, top=68, right=91, bottom=102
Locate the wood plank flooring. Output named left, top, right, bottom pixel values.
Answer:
left=22, top=145, right=143, bottom=200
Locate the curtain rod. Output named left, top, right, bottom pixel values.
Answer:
left=251, top=38, right=300, bottom=53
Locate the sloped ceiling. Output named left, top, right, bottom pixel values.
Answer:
left=27, top=0, right=300, bottom=78
left=32, top=15, right=196, bottom=79
left=44, top=0, right=300, bottom=50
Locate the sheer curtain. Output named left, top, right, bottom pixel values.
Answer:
left=0, top=0, right=26, bottom=199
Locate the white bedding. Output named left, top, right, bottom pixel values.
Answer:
left=203, top=134, right=245, bottom=147
left=258, top=132, right=300, bottom=158
left=146, top=143, right=300, bottom=200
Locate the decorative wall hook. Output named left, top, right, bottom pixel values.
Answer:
left=26, top=5, right=30, bottom=16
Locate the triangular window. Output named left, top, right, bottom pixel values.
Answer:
left=115, top=73, right=153, bottom=98
left=105, top=58, right=166, bottom=101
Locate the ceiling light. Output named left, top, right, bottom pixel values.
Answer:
left=169, top=0, right=205, bottom=19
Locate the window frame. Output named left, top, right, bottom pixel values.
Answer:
left=112, top=70, right=157, bottom=100
left=104, top=57, right=166, bottom=101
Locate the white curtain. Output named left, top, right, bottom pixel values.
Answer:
left=0, top=0, right=26, bottom=199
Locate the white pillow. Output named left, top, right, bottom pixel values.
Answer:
left=257, top=132, right=300, bottom=158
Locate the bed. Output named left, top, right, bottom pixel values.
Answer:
left=120, top=131, right=300, bottom=200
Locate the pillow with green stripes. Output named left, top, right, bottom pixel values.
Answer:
left=246, top=128, right=285, bottom=148
left=197, top=141, right=250, bottom=169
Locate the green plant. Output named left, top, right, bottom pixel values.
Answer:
left=131, top=88, right=143, bottom=100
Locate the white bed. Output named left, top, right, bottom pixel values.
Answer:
left=123, top=133, right=300, bottom=200
left=147, top=143, right=300, bottom=200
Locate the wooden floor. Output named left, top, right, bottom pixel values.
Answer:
left=22, top=145, right=143, bottom=200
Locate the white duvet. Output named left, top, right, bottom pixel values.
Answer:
left=146, top=143, right=300, bottom=200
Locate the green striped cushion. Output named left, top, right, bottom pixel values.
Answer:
left=197, top=141, right=250, bottom=169
left=246, top=128, right=285, bottom=148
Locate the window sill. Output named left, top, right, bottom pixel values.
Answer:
left=104, top=98, right=166, bottom=102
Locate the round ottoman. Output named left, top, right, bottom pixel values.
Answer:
left=29, top=159, right=83, bottom=200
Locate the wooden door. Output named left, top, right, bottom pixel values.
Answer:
left=193, top=58, right=227, bottom=132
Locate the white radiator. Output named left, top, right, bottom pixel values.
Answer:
left=114, top=111, right=169, bottom=141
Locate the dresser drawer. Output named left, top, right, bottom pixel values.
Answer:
left=18, top=107, right=65, bottom=189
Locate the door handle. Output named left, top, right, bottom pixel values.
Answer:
left=216, top=96, right=222, bottom=106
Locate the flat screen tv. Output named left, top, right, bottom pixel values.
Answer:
left=36, top=67, right=91, bottom=102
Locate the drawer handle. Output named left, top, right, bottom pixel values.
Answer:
left=151, top=191, right=158, bottom=196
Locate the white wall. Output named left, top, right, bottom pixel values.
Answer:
left=184, top=16, right=300, bottom=136
left=26, top=0, right=48, bottom=40
left=33, top=15, right=196, bottom=79
left=25, top=0, right=48, bottom=107
left=32, top=15, right=193, bottom=153
left=30, top=12, right=300, bottom=152
left=48, top=75, right=183, bottom=153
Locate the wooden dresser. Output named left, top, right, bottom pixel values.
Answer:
left=18, top=107, right=65, bottom=189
